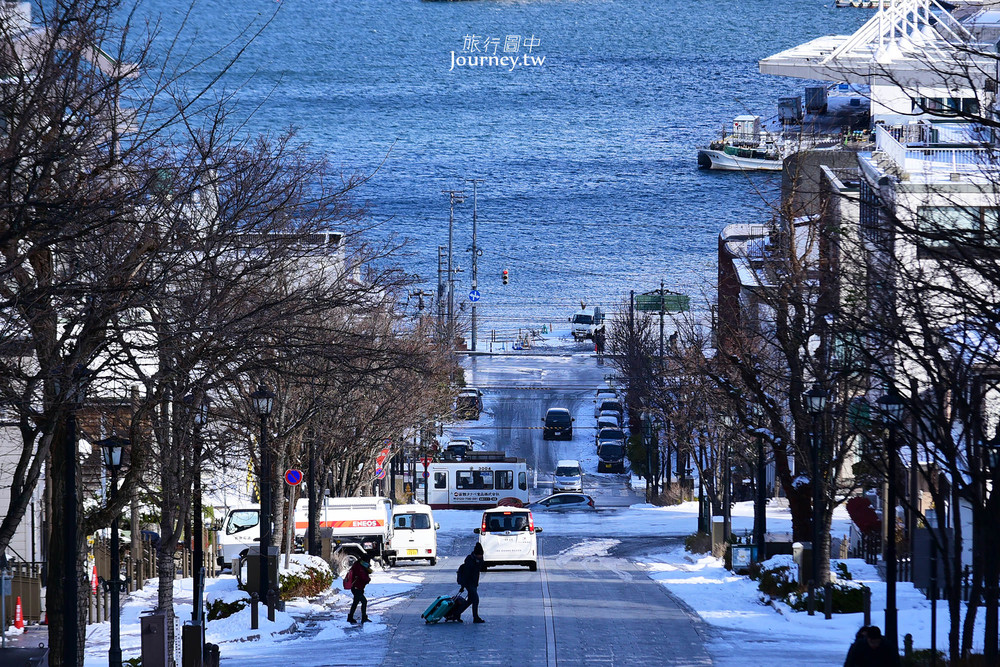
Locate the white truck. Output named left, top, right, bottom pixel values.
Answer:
left=215, top=496, right=396, bottom=568
left=570, top=305, right=605, bottom=341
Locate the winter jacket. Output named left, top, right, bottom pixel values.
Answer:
left=348, top=560, right=372, bottom=592
left=461, top=553, right=482, bottom=589
left=844, top=641, right=899, bottom=667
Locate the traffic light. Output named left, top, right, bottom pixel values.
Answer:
left=502, top=268, right=509, bottom=285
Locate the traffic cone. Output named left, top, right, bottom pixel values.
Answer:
left=13, top=596, right=23, bottom=630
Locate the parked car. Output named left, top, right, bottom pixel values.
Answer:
left=528, top=493, right=595, bottom=512
left=597, top=411, right=620, bottom=431
left=456, top=388, right=484, bottom=419
left=542, top=407, right=574, bottom=440
left=597, top=441, right=626, bottom=473
left=474, top=507, right=542, bottom=570
left=596, top=387, right=618, bottom=401
left=553, top=459, right=584, bottom=492
left=595, top=427, right=626, bottom=446
left=594, top=397, right=624, bottom=419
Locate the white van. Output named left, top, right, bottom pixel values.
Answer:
left=473, top=507, right=542, bottom=571
left=553, top=460, right=583, bottom=492
left=387, top=504, right=439, bottom=566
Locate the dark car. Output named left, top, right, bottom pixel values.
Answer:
left=597, top=441, right=625, bottom=473
left=456, top=388, right=484, bottom=420
left=595, top=427, right=625, bottom=446
left=528, top=493, right=596, bottom=512
left=542, top=407, right=574, bottom=440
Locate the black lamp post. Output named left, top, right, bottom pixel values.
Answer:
left=804, top=384, right=829, bottom=616
left=719, top=415, right=733, bottom=542
left=98, top=436, right=126, bottom=667
left=184, top=393, right=211, bottom=629
left=752, top=405, right=767, bottom=561
left=984, top=432, right=1000, bottom=663
left=642, top=411, right=654, bottom=502
left=59, top=365, right=89, bottom=667
left=878, top=390, right=905, bottom=656
left=249, top=384, right=276, bottom=627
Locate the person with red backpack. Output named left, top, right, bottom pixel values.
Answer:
left=344, top=559, right=373, bottom=624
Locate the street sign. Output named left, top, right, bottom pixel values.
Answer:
left=422, top=471, right=429, bottom=479
left=375, top=466, right=386, bottom=480
left=635, top=292, right=690, bottom=313
left=420, top=457, right=432, bottom=468
left=469, top=289, right=481, bottom=302
left=284, top=469, right=303, bottom=486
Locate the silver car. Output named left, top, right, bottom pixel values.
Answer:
left=528, top=493, right=596, bottom=511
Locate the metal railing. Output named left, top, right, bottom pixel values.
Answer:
left=875, top=124, right=998, bottom=174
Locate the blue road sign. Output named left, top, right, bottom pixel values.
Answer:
left=284, top=469, right=303, bottom=486
left=469, top=289, right=481, bottom=302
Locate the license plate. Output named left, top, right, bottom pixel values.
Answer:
left=407, top=549, right=418, bottom=555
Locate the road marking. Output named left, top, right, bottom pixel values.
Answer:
left=539, top=547, right=557, bottom=667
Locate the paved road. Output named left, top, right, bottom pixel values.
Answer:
left=381, top=535, right=713, bottom=666
left=455, top=351, right=628, bottom=498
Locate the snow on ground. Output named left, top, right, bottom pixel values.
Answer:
left=77, top=499, right=976, bottom=664
left=81, top=554, right=422, bottom=665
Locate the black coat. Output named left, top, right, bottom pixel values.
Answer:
left=462, top=553, right=482, bottom=588
left=844, top=640, right=899, bottom=667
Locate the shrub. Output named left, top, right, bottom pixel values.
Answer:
left=753, top=559, right=800, bottom=599
left=684, top=532, right=711, bottom=554
left=279, top=562, right=335, bottom=600
left=206, top=597, right=247, bottom=621
left=835, top=561, right=853, bottom=581
left=785, top=578, right=868, bottom=613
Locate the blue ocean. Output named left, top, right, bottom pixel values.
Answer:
left=133, top=0, right=866, bottom=332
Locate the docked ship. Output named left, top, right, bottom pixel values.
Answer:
left=697, top=85, right=871, bottom=172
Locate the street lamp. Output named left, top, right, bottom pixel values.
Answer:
left=642, top=411, right=654, bottom=502
left=249, top=383, right=276, bottom=628
left=878, top=390, right=905, bottom=656
left=719, top=415, right=734, bottom=542
left=183, top=393, right=211, bottom=631
left=804, top=384, right=828, bottom=616
left=752, top=405, right=767, bottom=561
left=98, top=436, right=127, bottom=667
left=58, top=364, right=90, bottom=667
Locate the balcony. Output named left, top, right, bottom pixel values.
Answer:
left=875, top=123, right=997, bottom=175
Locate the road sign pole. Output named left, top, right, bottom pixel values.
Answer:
left=467, top=179, right=482, bottom=352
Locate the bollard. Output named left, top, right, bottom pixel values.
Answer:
left=807, top=580, right=815, bottom=616
left=904, top=633, right=913, bottom=657
left=863, top=587, right=871, bottom=626
left=824, top=581, right=832, bottom=619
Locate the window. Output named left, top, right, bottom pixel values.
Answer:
left=413, top=514, right=431, bottom=529
left=434, top=472, right=447, bottom=489
left=394, top=514, right=413, bottom=529
left=226, top=510, right=259, bottom=535
left=496, top=470, right=513, bottom=490
left=916, top=205, right=1000, bottom=257
left=518, top=472, right=527, bottom=490
left=485, top=512, right=530, bottom=532
left=456, top=470, right=494, bottom=490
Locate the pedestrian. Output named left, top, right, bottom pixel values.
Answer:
left=843, top=626, right=868, bottom=667
left=344, top=558, right=373, bottom=624
left=458, top=543, right=486, bottom=623
left=843, top=625, right=899, bottom=667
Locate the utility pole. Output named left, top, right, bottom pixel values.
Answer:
left=466, top=179, right=483, bottom=352
left=442, top=190, right=465, bottom=347
left=436, top=246, right=446, bottom=339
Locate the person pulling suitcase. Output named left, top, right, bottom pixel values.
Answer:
left=458, top=543, right=485, bottom=623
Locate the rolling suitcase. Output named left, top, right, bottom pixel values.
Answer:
left=444, top=593, right=470, bottom=621
left=422, top=595, right=455, bottom=624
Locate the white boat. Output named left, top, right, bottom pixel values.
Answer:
left=697, top=115, right=783, bottom=171
left=697, top=86, right=872, bottom=173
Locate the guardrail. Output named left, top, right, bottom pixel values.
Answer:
left=875, top=124, right=998, bottom=174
